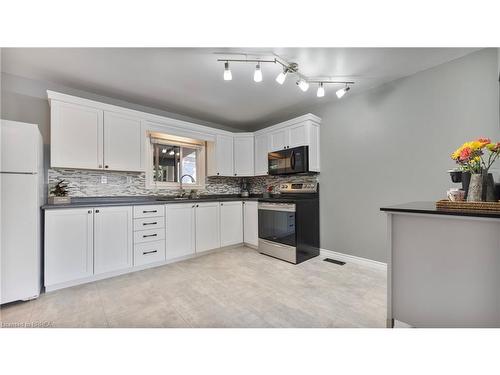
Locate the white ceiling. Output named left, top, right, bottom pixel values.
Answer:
left=1, top=48, right=479, bottom=131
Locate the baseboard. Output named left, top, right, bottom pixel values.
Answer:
left=320, top=248, right=387, bottom=271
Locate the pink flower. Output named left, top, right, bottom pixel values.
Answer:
left=459, top=147, right=472, bottom=161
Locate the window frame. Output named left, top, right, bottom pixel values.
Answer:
left=145, top=134, right=206, bottom=190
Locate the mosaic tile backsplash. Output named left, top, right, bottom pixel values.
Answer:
left=48, top=168, right=319, bottom=197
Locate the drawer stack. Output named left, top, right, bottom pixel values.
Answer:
left=133, top=205, right=166, bottom=266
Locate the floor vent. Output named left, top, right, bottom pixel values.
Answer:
left=323, top=258, right=346, bottom=266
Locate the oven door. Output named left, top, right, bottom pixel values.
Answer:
left=258, top=203, right=296, bottom=247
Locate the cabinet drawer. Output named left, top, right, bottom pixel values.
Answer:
left=133, top=216, right=165, bottom=231
left=134, top=228, right=165, bottom=243
left=134, top=240, right=166, bottom=266
left=133, top=205, right=165, bottom=218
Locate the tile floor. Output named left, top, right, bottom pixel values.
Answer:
left=0, top=246, right=387, bottom=328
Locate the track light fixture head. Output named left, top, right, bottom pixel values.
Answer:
left=223, top=61, right=232, bottom=81
left=254, top=62, right=263, bottom=82
left=317, top=83, right=325, bottom=97
left=276, top=68, right=288, bottom=85
left=297, top=79, right=309, bottom=92
left=336, top=84, right=351, bottom=99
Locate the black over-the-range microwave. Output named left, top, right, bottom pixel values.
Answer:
left=268, top=145, right=310, bottom=175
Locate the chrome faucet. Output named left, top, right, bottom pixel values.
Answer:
left=179, top=174, right=195, bottom=197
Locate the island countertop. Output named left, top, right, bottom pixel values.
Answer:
left=380, top=201, right=500, bottom=219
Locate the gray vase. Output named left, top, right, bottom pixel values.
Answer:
left=467, top=174, right=483, bottom=202
left=484, top=173, right=496, bottom=202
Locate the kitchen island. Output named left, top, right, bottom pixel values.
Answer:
left=381, top=202, right=500, bottom=328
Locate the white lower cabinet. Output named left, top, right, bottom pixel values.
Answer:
left=220, top=201, right=243, bottom=247
left=94, top=206, right=133, bottom=275
left=243, top=201, right=258, bottom=247
left=195, top=202, right=220, bottom=252
left=45, top=208, right=94, bottom=286
left=165, top=203, right=196, bottom=260
left=134, top=240, right=166, bottom=267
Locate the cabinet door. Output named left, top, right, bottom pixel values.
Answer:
left=254, top=133, right=270, bottom=176
left=166, top=203, right=196, bottom=260
left=269, top=129, right=288, bottom=151
left=220, top=201, right=243, bottom=247
left=195, top=202, right=220, bottom=252
left=233, top=135, right=254, bottom=176
left=51, top=101, right=103, bottom=169
left=45, top=208, right=94, bottom=286
left=288, top=123, right=308, bottom=148
left=103, top=112, right=143, bottom=172
left=216, top=134, right=234, bottom=176
left=94, top=206, right=133, bottom=275
left=243, top=201, right=258, bottom=247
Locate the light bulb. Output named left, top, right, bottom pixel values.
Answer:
left=317, top=83, right=325, bottom=97
left=168, top=150, right=175, bottom=156
left=336, top=85, right=350, bottom=99
left=297, top=79, right=309, bottom=92
left=276, top=70, right=287, bottom=85
left=254, top=62, right=262, bottom=82
left=223, top=62, right=232, bottom=81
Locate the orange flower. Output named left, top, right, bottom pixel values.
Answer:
left=476, top=137, right=491, bottom=146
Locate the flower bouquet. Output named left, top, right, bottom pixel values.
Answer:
left=451, top=138, right=500, bottom=201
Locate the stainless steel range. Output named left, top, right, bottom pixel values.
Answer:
left=258, top=182, right=319, bottom=264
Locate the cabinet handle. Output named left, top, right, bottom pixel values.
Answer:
left=221, top=203, right=223, bottom=206
left=196, top=204, right=199, bottom=207
left=95, top=209, right=100, bottom=213
left=142, top=222, right=157, bottom=226
left=192, top=205, right=195, bottom=208
left=143, top=234, right=157, bottom=238
left=217, top=172, right=220, bottom=176
left=88, top=210, right=92, bottom=214
left=105, top=165, right=109, bottom=169
left=98, top=164, right=102, bottom=168
left=143, top=250, right=158, bottom=255
left=143, top=210, right=157, bottom=213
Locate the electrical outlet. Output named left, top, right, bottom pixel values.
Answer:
left=101, top=175, right=107, bottom=184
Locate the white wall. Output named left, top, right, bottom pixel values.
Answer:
left=311, top=48, right=500, bottom=263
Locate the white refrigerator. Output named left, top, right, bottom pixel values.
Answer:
left=1, top=119, right=45, bottom=304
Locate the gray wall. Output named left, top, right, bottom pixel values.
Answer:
left=311, top=48, right=500, bottom=262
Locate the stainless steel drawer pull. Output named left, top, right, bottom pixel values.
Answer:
left=143, top=210, right=157, bottom=213
left=143, top=250, right=158, bottom=255
left=142, top=222, right=157, bottom=226
left=143, top=234, right=157, bottom=238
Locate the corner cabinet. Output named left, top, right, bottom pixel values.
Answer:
left=233, top=134, right=254, bottom=176
left=207, top=134, right=234, bottom=176
left=254, top=133, right=270, bottom=176
left=243, top=201, right=258, bottom=247
left=50, top=100, right=143, bottom=172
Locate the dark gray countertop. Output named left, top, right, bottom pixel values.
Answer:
left=42, top=194, right=262, bottom=210
left=380, top=201, right=500, bottom=219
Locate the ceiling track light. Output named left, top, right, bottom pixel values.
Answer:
left=216, top=56, right=354, bottom=98
left=223, top=61, right=232, bottom=81
left=254, top=62, right=263, bottom=82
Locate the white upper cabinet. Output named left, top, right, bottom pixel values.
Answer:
left=103, top=112, right=143, bottom=172
left=256, top=115, right=321, bottom=172
left=233, top=134, right=254, bottom=176
left=220, top=201, right=243, bottom=247
left=254, top=133, right=270, bottom=176
left=165, top=203, right=196, bottom=260
left=51, top=101, right=103, bottom=170
left=93, top=206, right=133, bottom=275
left=194, top=202, right=220, bottom=252
left=207, top=134, right=234, bottom=176
left=269, top=129, right=288, bottom=151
